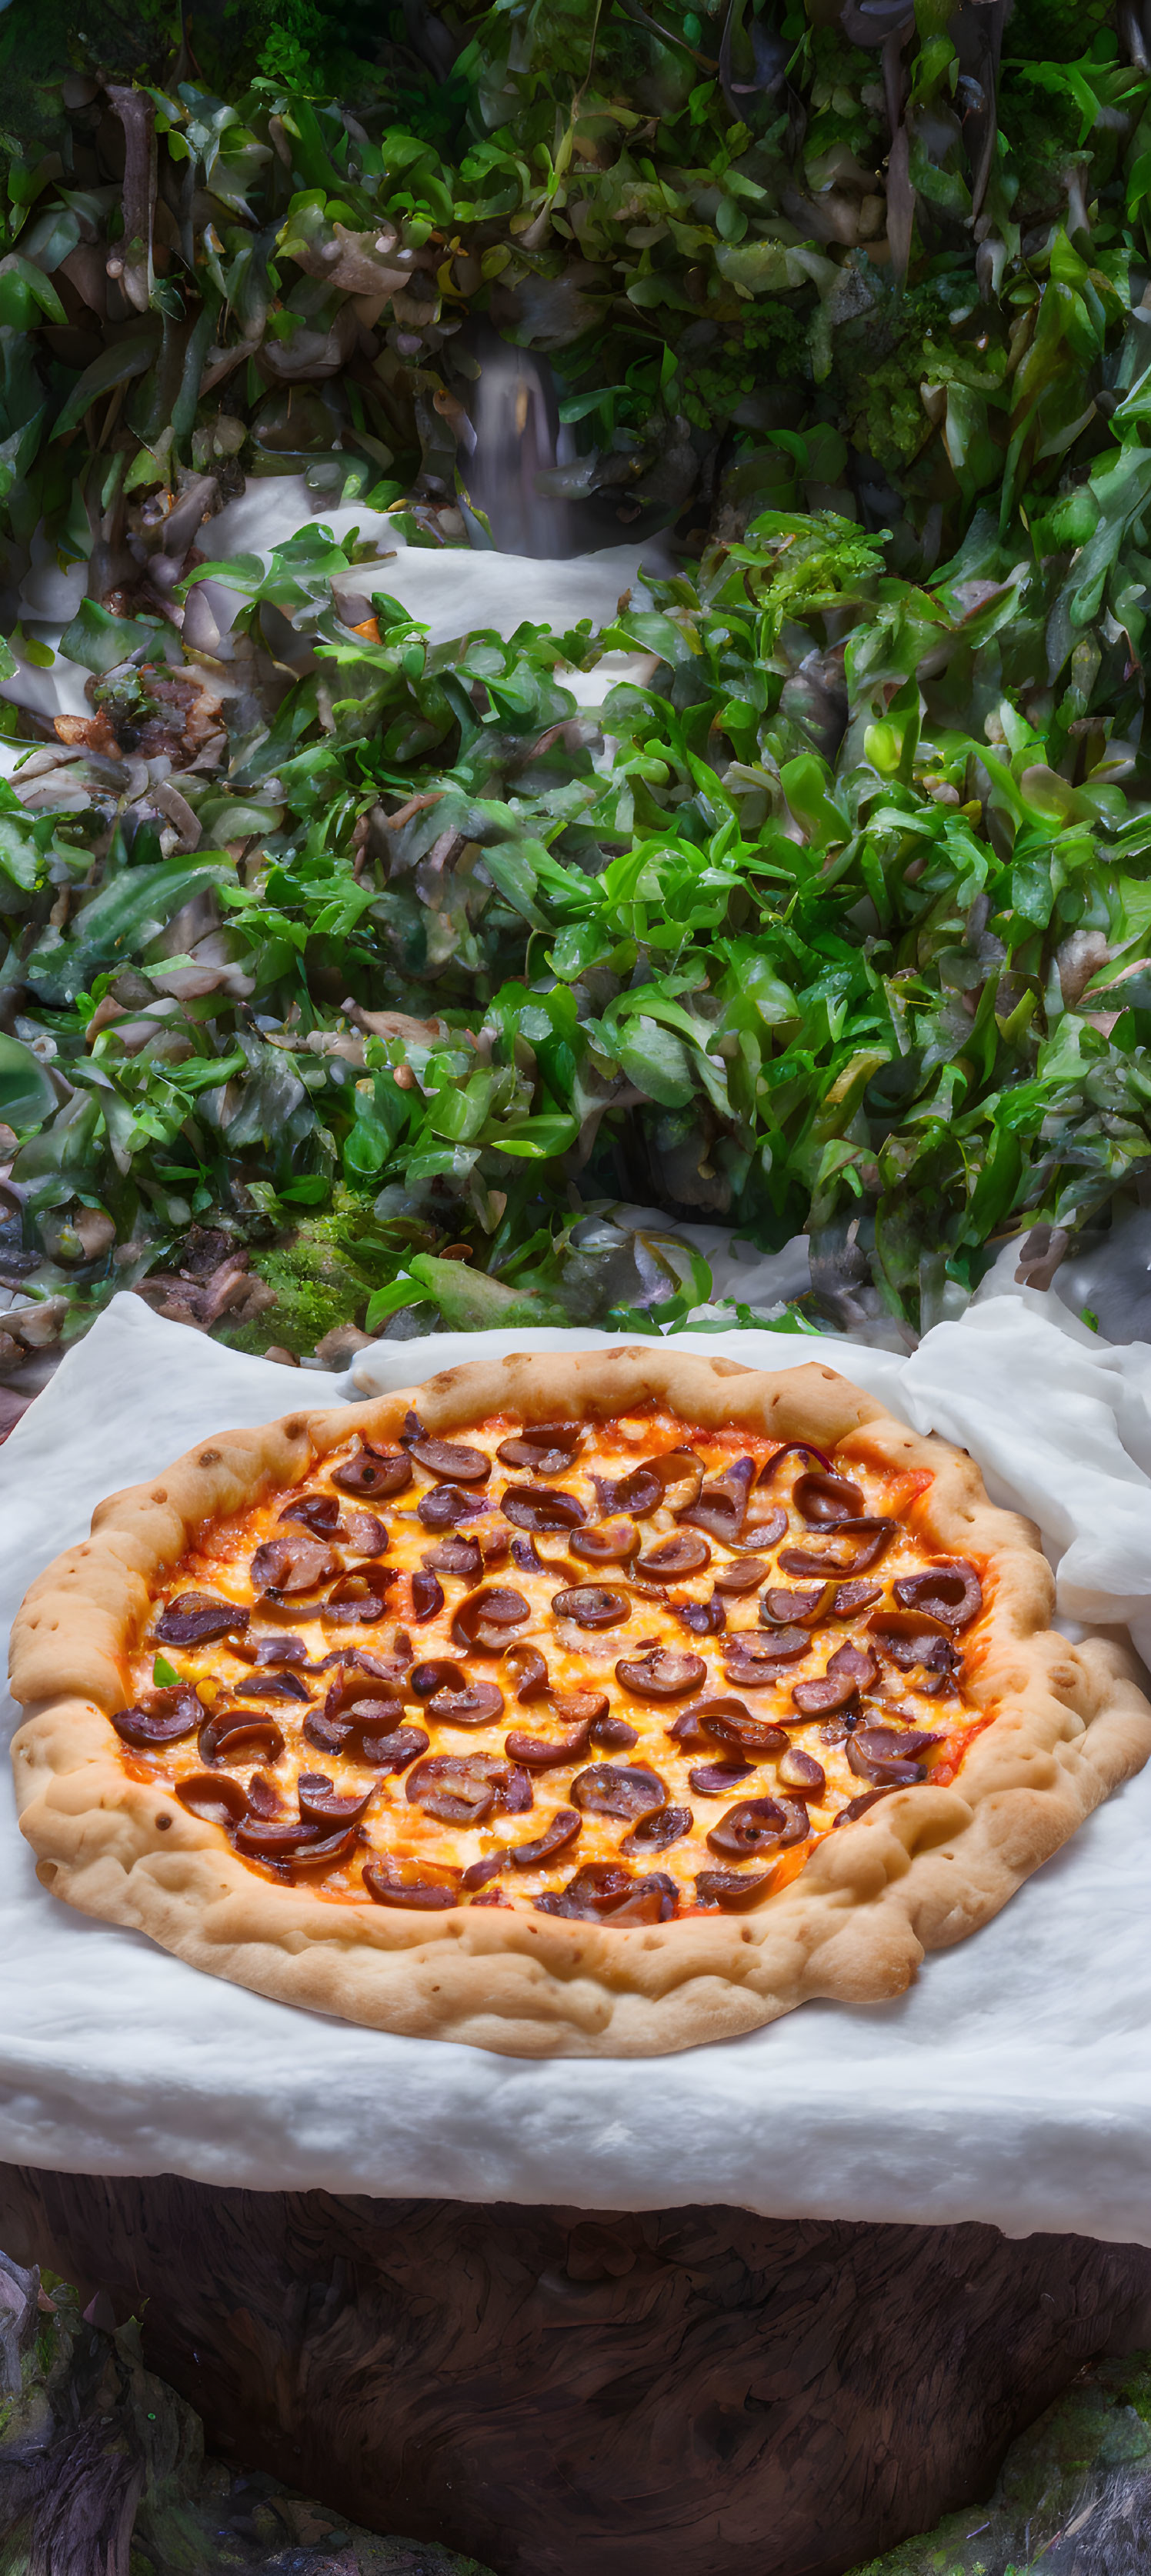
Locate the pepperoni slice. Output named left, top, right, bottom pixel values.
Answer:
left=569, top=1519, right=640, bottom=1566
left=636, top=1531, right=711, bottom=1581
left=692, top=1700, right=788, bottom=1758
left=893, top=1563, right=983, bottom=1629
left=409, top=1658, right=468, bottom=1700
left=830, top=1581, right=884, bottom=1618
left=847, top=1725, right=941, bottom=1786
left=418, top=1485, right=489, bottom=1530
left=676, top=1456, right=756, bottom=1542
left=571, top=1764, right=667, bottom=1821
left=323, top=1565, right=399, bottom=1625
left=496, top=1424, right=583, bottom=1474
left=615, top=1648, right=706, bottom=1700
left=761, top=1585, right=837, bottom=1626
left=198, top=1711, right=285, bottom=1766
left=279, top=1493, right=340, bottom=1538
left=504, top=1722, right=592, bottom=1771
left=412, top=1570, right=445, bottom=1622
left=235, top=1813, right=325, bottom=1858
left=154, top=1595, right=249, bottom=1648
left=706, top=1797, right=786, bottom=1859
left=296, top=1773, right=373, bottom=1831
left=427, top=1680, right=505, bottom=1728
left=689, top=1760, right=754, bottom=1797
left=422, top=1535, right=483, bottom=1581
left=832, top=1785, right=903, bottom=1827
left=409, top=1438, right=492, bottom=1485
left=233, top=1671, right=311, bottom=1703
left=509, top=1808, right=582, bottom=1868
left=758, top=1441, right=832, bottom=1484
left=339, top=1510, right=391, bottom=1558
left=501, top=1485, right=586, bottom=1532
left=452, top=1585, right=531, bottom=1653
left=778, top=1747, right=826, bottom=1798
left=503, top=1644, right=551, bottom=1702
left=731, top=1508, right=787, bottom=1552
left=332, top=1445, right=412, bottom=1499
left=712, top=1556, right=769, bottom=1595
left=112, top=1687, right=202, bottom=1749
left=362, top=1857, right=460, bottom=1908
left=695, top=1868, right=775, bottom=1911
left=778, top=1520, right=894, bottom=1578
left=552, top=1585, right=632, bottom=1629
left=620, top=1805, right=693, bottom=1855
left=358, top=1725, right=429, bottom=1774
left=405, top=1753, right=511, bottom=1825
left=589, top=1711, right=638, bottom=1750
left=176, top=1771, right=250, bottom=1827
left=792, top=1470, right=865, bottom=1524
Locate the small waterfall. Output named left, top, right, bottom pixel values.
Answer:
left=457, top=327, right=584, bottom=560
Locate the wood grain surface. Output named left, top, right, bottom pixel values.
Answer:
left=2, top=2166, right=1149, bottom=2576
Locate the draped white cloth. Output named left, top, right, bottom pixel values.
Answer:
left=3, top=1288, right=1150, bottom=2243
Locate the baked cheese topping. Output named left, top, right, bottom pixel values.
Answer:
left=112, top=1405, right=988, bottom=1923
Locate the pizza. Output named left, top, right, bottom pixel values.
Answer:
left=10, top=1348, right=1150, bottom=2058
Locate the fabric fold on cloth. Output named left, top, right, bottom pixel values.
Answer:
left=2, top=1288, right=1151, bottom=2244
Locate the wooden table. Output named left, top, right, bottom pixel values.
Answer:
left=2, top=2164, right=1149, bottom=2576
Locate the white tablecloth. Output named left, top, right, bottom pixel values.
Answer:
left=3, top=1290, right=1151, bottom=2244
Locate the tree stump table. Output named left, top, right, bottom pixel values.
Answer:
left=1, top=2166, right=1149, bottom=2576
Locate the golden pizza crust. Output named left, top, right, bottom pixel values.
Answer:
left=10, top=1347, right=1151, bottom=2058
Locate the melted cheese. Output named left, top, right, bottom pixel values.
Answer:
left=120, top=1408, right=989, bottom=1919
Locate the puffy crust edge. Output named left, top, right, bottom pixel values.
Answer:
left=9, top=1346, right=1151, bottom=2059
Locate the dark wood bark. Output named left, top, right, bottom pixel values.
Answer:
left=2, top=2164, right=1149, bottom=2576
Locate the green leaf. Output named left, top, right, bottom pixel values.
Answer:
left=0, top=1034, right=57, bottom=1128
left=152, top=1654, right=183, bottom=1687
left=617, top=1017, right=696, bottom=1108
left=59, top=597, right=164, bottom=676
left=49, top=325, right=162, bottom=442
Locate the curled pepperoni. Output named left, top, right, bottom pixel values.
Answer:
left=198, top=1711, right=285, bottom=1767
left=732, top=1508, right=787, bottom=1553
left=761, top=1585, right=837, bottom=1627
left=510, top=1808, right=582, bottom=1868
left=461, top=1854, right=506, bottom=1891
left=246, top=1635, right=308, bottom=1667
left=504, top=1721, right=592, bottom=1771
left=359, top=1725, right=429, bottom=1774
left=848, top=1725, right=941, bottom=1786
left=830, top=1581, right=884, bottom=1618
left=297, top=1772, right=373, bottom=1831
left=778, top=1520, right=895, bottom=1578
left=758, top=1441, right=832, bottom=1484
left=155, top=1594, right=249, bottom=1648
left=621, top=1805, right=693, bottom=1856
left=280, top=1492, right=340, bottom=1537
left=176, top=1771, right=250, bottom=1827
left=537, top=1863, right=679, bottom=1922
left=552, top=1585, right=631, bottom=1630
left=792, top=1640, right=878, bottom=1719
left=362, top=1857, right=460, bottom=1909
left=893, top=1563, right=983, bottom=1629
left=832, top=1785, right=902, bottom=1827
left=339, top=1510, right=391, bottom=1558
left=792, top=1471, right=865, bottom=1524
left=412, top=1570, right=445, bottom=1623
left=233, top=1670, right=311, bottom=1703
left=323, top=1565, right=399, bottom=1625
left=452, top=1585, right=531, bottom=1654
left=636, top=1531, right=710, bottom=1581
left=235, top=1813, right=325, bottom=1859
left=712, top=1556, right=769, bottom=1595
left=422, top=1535, right=482, bottom=1581
left=706, top=1797, right=786, bottom=1860
left=695, top=1868, right=775, bottom=1911
left=590, top=1465, right=658, bottom=1519
left=428, top=1680, right=505, bottom=1728
left=332, top=1445, right=412, bottom=1499
left=665, top=1707, right=713, bottom=1748
left=112, top=1687, right=202, bottom=1749
left=677, top=1456, right=756, bottom=1543
left=615, top=1648, right=706, bottom=1700
left=409, top=1438, right=491, bottom=1485
left=405, top=1753, right=512, bottom=1825
left=252, top=1531, right=339, bottom=1596
left=551, top=1690, right=610, bottom=1731
left=778, top=1747, right=827, bottom=1799
left=409, top=1658, right=468, bottom=1700
left=692, top=1699, right=788, bottom=1758
left=689, top=1760, right=754, bottom=1796
left=571, top=1764, right=667, bottom=1821
left=418, top=1485, right=489, bottom=1531
left=726, top=1626, right=810, bottom=1670
left=590, top=1711, right=637, bottom=1750
left=496, top=1423, right=583, bottom=1474
left=288, top=1825, right=362, bottom=1874
left=570, top=1518, right=640, bottom=1567
left=501, top=1485, right=586, bottom=1533
left=672, top=1595, right=726, bottom=1636
left=503, top=1644, right=550, bottom=1703
left=325, top=1665, right=406, bottom=1721
left=303, top=1710, right=351, bottom=1756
